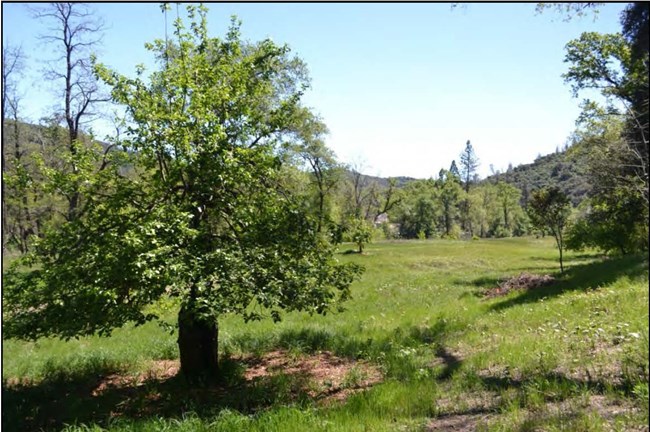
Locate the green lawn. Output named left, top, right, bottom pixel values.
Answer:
left=3, top=237, right=648, bottom=431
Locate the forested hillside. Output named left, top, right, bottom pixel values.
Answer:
left=485, top=142, right=592, bottom=206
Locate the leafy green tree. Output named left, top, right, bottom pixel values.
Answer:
left=392, top=179, right=437, bottom=239
left=562, top=6, right=648, bottom=252
left=3, top=7, right=361, bottom=383
left=348, top=217, right=374, bottom=254
left=288, top=109, right=342, bottom=234
left=406, top=196, right=438, bottom=239
left=468, top=183, right=496, bottom=238
left=2, top=43, right=30, bottom=252
left=565, top=115, right=647, bottom=254
left=438, top=170, right=463, bottom=238
left=527, top=187, right=571, bottom=273
left=495, top=181, right=523, bottom=236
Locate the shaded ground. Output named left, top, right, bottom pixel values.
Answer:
left=3, top=350, right=382, bottom=431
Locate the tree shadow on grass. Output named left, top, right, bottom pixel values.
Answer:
left=5, top=321, right=412, bottom=431
left=1, top=355, right=321, bottom=431
left=455, top=253, right=605, bottom=293
left=488, top=254, right=648, bottom=312
left=530, top=253, right=598, bottom=263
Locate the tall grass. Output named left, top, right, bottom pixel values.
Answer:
left=3, top=237, right=648, bottom=431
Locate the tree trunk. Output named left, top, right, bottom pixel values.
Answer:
left=556, top=232, right=564, bottom=274
left=2, top=145, right=6, bottom=252
left=177, top=305, right=219, bottom=384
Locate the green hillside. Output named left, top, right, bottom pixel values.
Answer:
left=484, top=144, right=592, bottom=207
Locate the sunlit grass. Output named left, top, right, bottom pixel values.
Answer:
left=3, top=237, right=648, bottom=431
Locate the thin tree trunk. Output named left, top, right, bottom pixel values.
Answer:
left=2, top=139, right=7, bottom=252
left=11, top=119, right=33, bottom=252
left=556, top=231, right=564, bottom=274
left=177, top=304, right=219, bottom=384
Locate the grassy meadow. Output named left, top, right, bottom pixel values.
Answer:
left=3, top=237, right=649, bottom=431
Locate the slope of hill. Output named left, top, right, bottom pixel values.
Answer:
left=5, top=119, right=591, bottom=208
left=483, top=144, right=591, bottom=206
left=350, top=144, right=592, bottom=207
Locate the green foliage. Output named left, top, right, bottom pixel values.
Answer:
left=439, top=171, right=463, bottom=237
left=563, top=32, right=643, bottom=104
left=347, top=217, right=373, bottom=254
left=486, top=144, right=592, bottom=207
left=561, top=10, right=649, bottom=254
left=283, top=109, right=343, bottom=234
left=448, top=160, right=460, bottom=180
left=3, top=7, right=361, bottom=343
left=392, top=179, right=438, bottom=239
left=2, top=119, right=74, bottom=253
left=391, top=172, right=532, bottom=240
left=527, top=187, right=572, bottom=272
left=535, top=3, right=604, bottom=22
left=567, top=188, right=648, bottom=255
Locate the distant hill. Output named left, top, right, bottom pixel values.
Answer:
left=350, top=143, right=591, bottom=207
left=5, top=120, right=590, bottom=207
left=347, top=173, right=418, bottom=189
left=484, top=144, right=591, bottom=206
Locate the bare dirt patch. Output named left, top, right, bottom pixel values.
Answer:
left=484, top=272, right=555, bottom=298
left=239, top=349, right=383, bottom=403
left=91, top=360, right=180, bottom=396
left=90, top=350, right=382, bottom=404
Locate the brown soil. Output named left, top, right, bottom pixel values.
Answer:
left=484, top=273, right=555, bottom=298
left=91, top=360, right=180, bottom=396
left=240, top=350, right=383, bottom=403
left=91, top=350, right=382, bottom=404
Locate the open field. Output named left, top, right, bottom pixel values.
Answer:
left=3, top=237, right=648, bottom=431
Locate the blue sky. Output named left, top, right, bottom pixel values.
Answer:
left=3, top=2, right=628, bottom=178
